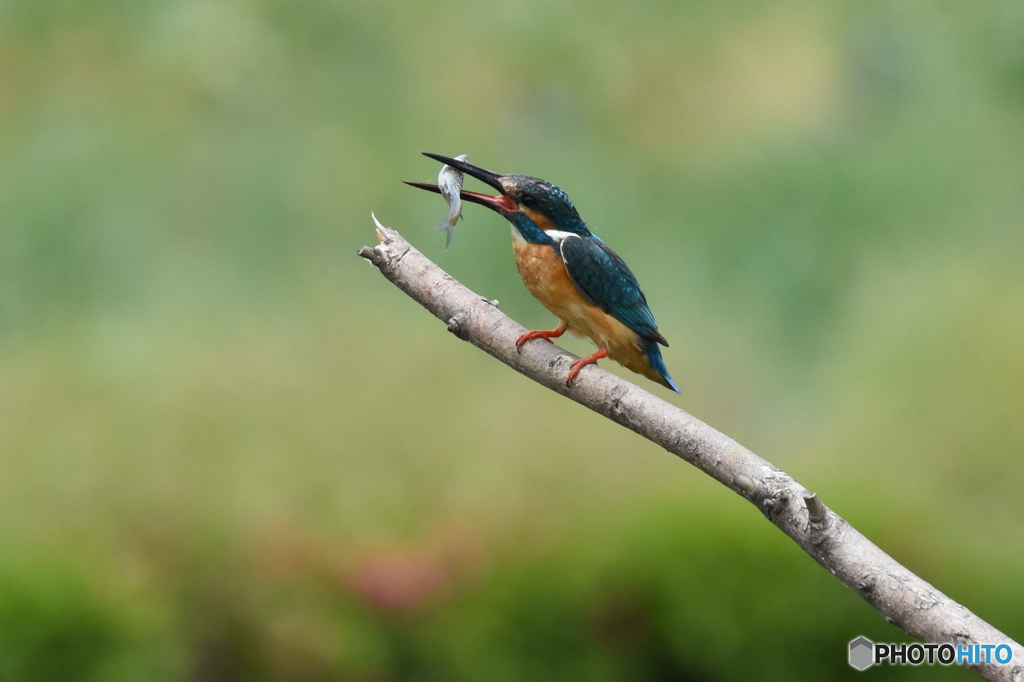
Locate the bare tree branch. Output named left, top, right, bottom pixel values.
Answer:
left=358, top=216, right=1023, bottom=681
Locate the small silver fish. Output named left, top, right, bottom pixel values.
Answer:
left=435, top=154, right=468, bottom=249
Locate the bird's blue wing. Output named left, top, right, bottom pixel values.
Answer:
left=559, top=236, right=668, bottom=346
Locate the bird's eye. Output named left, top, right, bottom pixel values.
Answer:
left=520, top=194, right=538, bottom=209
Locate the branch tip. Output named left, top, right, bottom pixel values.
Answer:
left=372, top=212, right=401, bottom=246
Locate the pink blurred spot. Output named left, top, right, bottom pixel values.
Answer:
left=346, top=528, right=483, bottom=615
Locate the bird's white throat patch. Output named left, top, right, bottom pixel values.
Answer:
left=543, top=230, right=578, bottom=244
left=509, top=223, right=578, bottom=246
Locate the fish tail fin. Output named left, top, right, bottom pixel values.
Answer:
left=434, top=219, right=455, bottom=250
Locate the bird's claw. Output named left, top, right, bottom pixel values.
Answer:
left=516, top=327, right=566, bottom=354
left=565, top=348, right=609, bottom=388
left=515, top=330, right=542, bottom=354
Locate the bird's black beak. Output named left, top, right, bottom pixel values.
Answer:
left=404, top=152, right=518, bottom=213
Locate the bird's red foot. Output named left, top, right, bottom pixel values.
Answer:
left=515, top=324, right=567, bottom=353
left=566, top=348, right=609, bottom=387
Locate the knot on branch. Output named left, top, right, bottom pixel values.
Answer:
left=733, top=474, right=756, bottom=496
left=803, top=493, right=833, bottom=545
left=764, top=491, right=790, bottom=519
left=803, top=493, right=828, bottom=524
left=857, top=575, right=877, bottom=594
left=447, top=311, right=471, bottom=340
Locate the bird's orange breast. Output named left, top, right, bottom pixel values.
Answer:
left=510, top=230, right=659, bottom=382
left=511, top=235, right=586, bottom=325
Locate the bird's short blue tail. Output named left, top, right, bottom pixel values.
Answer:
left=644, top=339, right=679, bottom=393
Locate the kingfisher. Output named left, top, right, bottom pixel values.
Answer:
left=406, top=153, right=679, bottom=393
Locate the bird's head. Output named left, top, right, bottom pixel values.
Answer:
left=406, top=153, right=591, bottom=243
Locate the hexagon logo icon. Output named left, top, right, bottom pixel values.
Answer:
left=849, top=636, right=874, bottom=670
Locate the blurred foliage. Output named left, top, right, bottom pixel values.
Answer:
left=1, top=0, right=1022, bottom=679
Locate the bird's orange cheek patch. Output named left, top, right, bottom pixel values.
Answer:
left=521, top=208, right=554, bottom=232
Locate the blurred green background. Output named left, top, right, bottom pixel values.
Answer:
left=1, top=0, right=1022, bottom=679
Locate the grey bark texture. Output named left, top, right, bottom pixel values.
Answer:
left=359, top=216, right=1023, bottom=681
